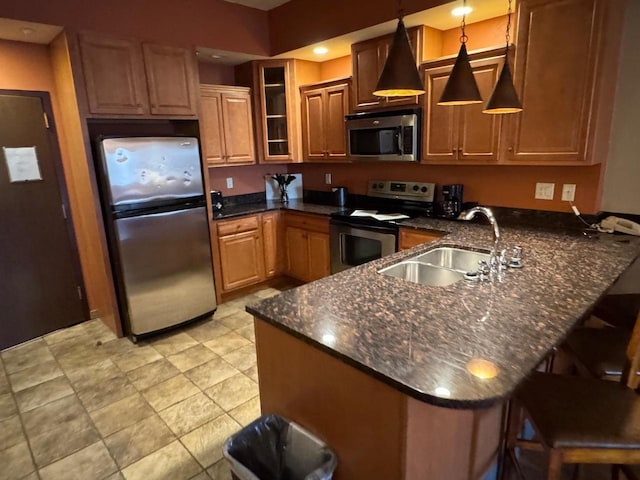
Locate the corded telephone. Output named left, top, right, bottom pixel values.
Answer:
left=598, top=216, right=640, bottom=236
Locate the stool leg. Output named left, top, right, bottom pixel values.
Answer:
left=612, top=464, right=621, bottom=480
left=547, top=450, right=563, bottom=480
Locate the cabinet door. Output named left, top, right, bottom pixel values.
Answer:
left=458, top=58, right=503, bottom=162
left=78, top=32, right=149, bottom=115
left=218, top=229, right=265, bottom=291
left=307, top=232, right=330, bottom=281
left=285, top=227, right=309, bottom=281
left=301, top=89, right=326, bottom=161
left=381, top=28, right=422, bottom=109
left=505, top=0, right=602, bottom=164
left=423, top=65, right=457, bottom=163
left=352, top=40, right=384, bottom=110
left=325, top=83, right=349, bottom=160
left=143, top=43, right=198, bottom=116
left=262, top=212, right=281, bottom=278
left=199, top=90, right=225, bottom=165
left=221, top=92, right=256, bottom=164
left=399, top=229, right=443, bottom=250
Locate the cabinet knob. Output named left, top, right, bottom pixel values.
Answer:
left=458, top=148, right=463, bottom=153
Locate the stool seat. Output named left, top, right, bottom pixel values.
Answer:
left=564, top=327, right=634, bottom=378
left=517, top=372, right=640, bottom=450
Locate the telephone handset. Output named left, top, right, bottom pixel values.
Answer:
left=598, top=216, right=640, bottom=236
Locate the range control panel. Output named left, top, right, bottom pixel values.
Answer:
left=367, top=180, right=435, bottom=202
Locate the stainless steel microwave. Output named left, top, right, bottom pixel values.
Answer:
left=345, top=108, right=421, bottom=161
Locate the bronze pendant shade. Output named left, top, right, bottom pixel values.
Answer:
left=437, top=43, right=482, bottom=105
left=483, top=61, right=522, bottom=114
left=373, top=18, right=425, bottom=97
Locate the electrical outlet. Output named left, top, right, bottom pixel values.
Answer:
left=226, top=177, right=233, bottom=189
left=325, top=173, right=332, bottom=185
left=561, top=184, right=576, bottom=202
left=535, top=182, right=555, bottom=200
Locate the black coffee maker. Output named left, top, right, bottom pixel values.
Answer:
left=440, top=184, right=463, bottom=218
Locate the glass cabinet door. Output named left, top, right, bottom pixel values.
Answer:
left=261, top=65, right=291, bottom=160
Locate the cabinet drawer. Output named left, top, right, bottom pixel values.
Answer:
left=217, top=215, right=260, bottom=236
left=399, top=228, right=444, bottom=250
left=285, top=212, right=329, bottom=234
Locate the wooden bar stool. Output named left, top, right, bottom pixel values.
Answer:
left=504, top=311, right=640, bottom=480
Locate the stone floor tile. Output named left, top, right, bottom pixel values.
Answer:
left=242, top=365, right=259, bottom=383
left=105, top=472, right=125, bottom=480
left=39, top=441, right=117, bottom=480
left=0, top=392, right=17, bottom=420
left=205, top=374, right=258, bottom=412
left=0, top=441, right=34, bottom=480
left=82, top=319, right=117, bottom=344
left=228, top=397, right=261, bottom=427
left=234, top=324, right=255, bottom=343
left=8, top=360, right=63, bottom=393
left=77, top=375, right=137, bottom=412
left=0, top=371, right=10, bottom=395
left=111, top=346, right=163, bottom=372
left=211, top=303, right=241, bottom=321
left=0, top=415, right=25, bottom=451
left=221, top=345, right=257, bottom=372
left=29, top=416, right=100, bottom=468
left=218, top=311, right=253, bottom=331
left=203, top=333, right=250, bottom=356
left=99, top=337, right=139, bottom=358
left=190, top=472, right=212, bottom=480
left=180, top=415, right=241, bottom=468
left=44, top=323, right=88, bottom=346
left=184, top=358, right=239, bottom=391
left=166, top=345, right=217, bottom=372
left=65, top=358, right=122, bottom=391
left=150, top=332, right=199, bottom=357
left=207, top=460, right=232, bottom=480
left=122, top=440, right=201, bottom=480
left=15, top=376, right=74, bottom=413
left=142, top=374, right=199, bottom=412
left=104, top=415, right=175, bottom=469
left=158, top=392, right=223, bottom=437
left=1, top=339, right=54, bottom=374
left=253, top=287, right=281, bottom=299
left=185, top=321, right=231, bottom=344
left=23, top=395, right=86, bottom=437
left=54, top=342, right=108, bottom=371
left=126, top=358, right=180, bottom=391
left=89, top=393, right=154, bottom=437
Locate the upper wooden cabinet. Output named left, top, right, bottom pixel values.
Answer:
left=300, top=78, right=351, bottom=162
left=352, top=26, right=423, bottom=111
left=423, top=50, right=504, bottom=164
left=200, top=85, right=255, bottom=167
left=77, top=32, right=198, bottom=117
left=503, top=0, right=623, bottom=165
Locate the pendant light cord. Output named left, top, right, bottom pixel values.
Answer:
left=460, top=0, right=468, bottom=44
left=397, top=0, right=404, bottom=20
left=504, top=0, right=513, bottom=55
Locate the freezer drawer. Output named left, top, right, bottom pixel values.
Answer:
left=114, top=206, right=216, bottom=335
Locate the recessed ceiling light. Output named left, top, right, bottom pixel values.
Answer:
left=451, top=6, right=473, bottom=16
left=211, top=54, right=224, bottom=59
left=21, top=27, right=35, bottom=36
left=313, top=46, right=329, bottom=55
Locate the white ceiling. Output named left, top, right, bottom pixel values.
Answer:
left=0, top=18, right=62, bottom=44
left=222, top=0, right=291, bottom=10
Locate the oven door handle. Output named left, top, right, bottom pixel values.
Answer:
left=330, top=218, right=399, bottom=235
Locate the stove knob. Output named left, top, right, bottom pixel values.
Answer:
left=421, top=186, right=428, bottom=193
left=412, top=185, right=419, bottom=191
left=371, top=183, right=377, bottom=189
left=378, top=183, right=384, bottom=189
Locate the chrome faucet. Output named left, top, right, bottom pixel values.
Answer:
left=458, top=207, right=502, bottom=280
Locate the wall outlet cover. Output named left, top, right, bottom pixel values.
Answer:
left=562, top=184, right=576, bottom=202
left=535, top=182, right=555, bottom=200
left=325, top=173, right=332, bottom=185
left=226, top=177, right=233, bottom=189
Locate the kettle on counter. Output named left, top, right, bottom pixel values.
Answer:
left=332, top=187, right=348, bottom=207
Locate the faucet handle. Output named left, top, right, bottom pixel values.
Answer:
left=478, top=259, right=491, bottom=278
left=498, top=249, right=508, bottom=270
left=508, top=246, right=523, bottom=269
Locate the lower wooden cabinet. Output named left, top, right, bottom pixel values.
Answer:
left=399, top=228, right=444, bottom=250
left=261, top=211, right=282, bottom=278
left=217, top=217, right=265, bottom=292
left=284, top=213, right=330, bottom=282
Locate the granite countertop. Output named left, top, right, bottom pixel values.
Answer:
left=246, top=217, right=640, bottom=409
left=212, top=200, right=338, bottom=220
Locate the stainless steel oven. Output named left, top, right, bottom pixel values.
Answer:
left=330, top=219, right=398, bottom=274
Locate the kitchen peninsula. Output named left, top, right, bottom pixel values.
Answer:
left=247, top=218, right=640, bottom=479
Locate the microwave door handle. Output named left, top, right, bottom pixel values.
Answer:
left=397, top=127, right=404, bottom=155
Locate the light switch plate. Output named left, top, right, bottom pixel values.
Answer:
left=535, top=182, right=555, bottom=200
left=226, top=177, right=233, bottom=189
left=561, top=184, right=576, bottom=202
left=325, top=173, right=332, bottom=185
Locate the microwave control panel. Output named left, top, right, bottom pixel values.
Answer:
left=368, top=180, right=435, bottom=202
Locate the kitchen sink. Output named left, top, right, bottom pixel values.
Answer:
left=378, top=247, right=491, bottom=287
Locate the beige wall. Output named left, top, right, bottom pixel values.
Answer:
left=601, top=0, right=640, bottom=215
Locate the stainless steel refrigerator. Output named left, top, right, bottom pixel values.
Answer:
left=97, top=136, right=216, bottom=339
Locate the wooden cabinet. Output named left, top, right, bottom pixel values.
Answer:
left=77, top=32, right=197, bottom=117
left=399, top=228, right=444, bottom=250
left=422, top=50, right=504, bottom=164
left=503, top=0, right=622, bottom=165
left=200, top=85, right=255, bottom=167
left=217, top=217, right=265, bottom=292
left=352, top=27, right=423, bottom=111
left=300, top=79, right=350, bottom=162
left=261, top=211, right=282, bottom=278
left=284, top=213, right=330, bottom=282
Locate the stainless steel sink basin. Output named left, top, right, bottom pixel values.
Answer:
left=413, top=247, right=491, bottom=273
left=378, top=247, right=491, bottom=287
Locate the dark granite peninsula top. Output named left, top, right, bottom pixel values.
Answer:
left=212, top=200, right=337, bottom=220
left=247, top=219, right=640, bottom=409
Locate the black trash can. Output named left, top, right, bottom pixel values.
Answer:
left=223, top=414, right=337, bottom=480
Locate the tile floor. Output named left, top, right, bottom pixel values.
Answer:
left=0, top=287, right=284, bottom=480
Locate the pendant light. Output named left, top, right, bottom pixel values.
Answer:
left=373, top=1, right=425, bottom=97
left=438, top=0, right=482, bottom=105
left=483, top=0, right=523, bottom=114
